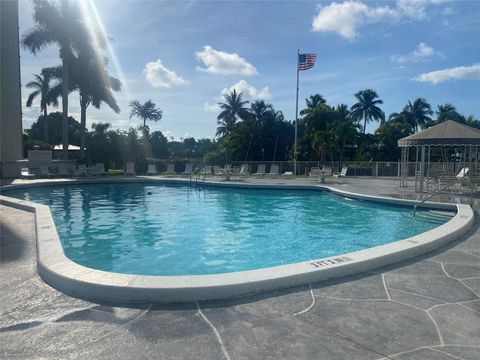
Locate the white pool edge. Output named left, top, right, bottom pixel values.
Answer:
left=0, top=178, right=475, bottom=303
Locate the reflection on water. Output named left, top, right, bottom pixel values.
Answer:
left=4, top=183, right=449, bottom=275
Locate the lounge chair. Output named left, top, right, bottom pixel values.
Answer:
left=146, top=163, right=157, bottom=176
left=165, top=164, right=176, bottom=175
left=73, top=164, right=87, bottom=177
left=21, top=167, right=35, bottom=179
left=333, top=166, right=348, bottom=178
left=282, top=171, right=293, bottom=176
left=254, top=164, right=266, bottom=176
left=125, top=162, right=136, bottom=176
left=39, top=166, right=53, bottom=178
left=309, top=167, right=322, bottom=177
left=268, top=164, right=279, bottom=176
left=457, top=167, right=469, bottom=178
left=240, top=164, right=249, bottom=176
left=202, top=165, right=212, bottom=175
left=223, top=164, right=232, bottom=175
left=57, top=164, right=71, bottom=177
left=183, top=163, right=193, bottom=175
left=213, top=165, right=223, bottom=176
left=232, top=166, right=241, bottom=176
left=95, top=163, right=107, bottom=176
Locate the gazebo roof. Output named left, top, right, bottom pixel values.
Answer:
left=398, top=120, right=480, bottom=146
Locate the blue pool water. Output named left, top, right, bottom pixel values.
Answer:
left=4, top=183, right=449, bottom=275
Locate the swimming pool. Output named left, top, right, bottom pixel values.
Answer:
left=4, top=182, right=451, bottom=276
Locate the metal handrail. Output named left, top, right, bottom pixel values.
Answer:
left=413, top=181, right=455, bottom=217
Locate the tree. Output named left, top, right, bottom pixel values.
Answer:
left=404, top=98, right=433, bottom=132
left=129, top=100, right=163, bottom=127
left=25, top=68, right=60, bottom=143
left=217, top=89, right=251, bottom=125
left=22, top=0, right=89, bottom=159
left=350, top=89, right=384, bottom=133
left=376, top=119, right=413, bottom=160
left=27, top=111, right=81, bottom=146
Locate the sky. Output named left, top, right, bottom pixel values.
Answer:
left=19, top=0, right=480, bottom=139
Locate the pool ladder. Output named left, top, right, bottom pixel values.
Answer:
left=413, top=181, right=455, bottom=217
left=189, top=168, right=203, bottom=187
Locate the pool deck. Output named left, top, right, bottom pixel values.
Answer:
left=1, top=177, right=479, bottom=359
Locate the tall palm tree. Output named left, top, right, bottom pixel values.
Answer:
left=22, top=0, right=89, bottom=159
left=129, top=100, right=162, bottom=127
left=404, top=98, right=433, bottom=132
left=250, top=100, right=274, bottom=123
left=25, top=69, right=60, bottom=143
left=350, top=89, right=384, bottom=133
left=436, top=103, right=458, bottom=123
left=217, top=90, right=251, bottom=125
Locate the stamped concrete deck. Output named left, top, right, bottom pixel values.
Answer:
left=1, top=178, right=479, bottom=359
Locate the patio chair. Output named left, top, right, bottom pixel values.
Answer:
left=232, top=166, right=241, bottom=176
left=268, top=164, right=280, bottom=176
left=183, top=163, right=193, bottom=175
left=146, top=163, right=157, bottom=176
left=57, top=164, right=72, bottom=177
left=309, top=167, right=322, bottom=177
left=282, top=171, right=294, bottom=176
left=165, top=164, right=176, bottom=175
left=202, top=165, right=212, bottom=175
left=20, top=167, right=35, bottom=179
left=213, top=165, right=223, bottom=176
left=333, top=166, right=348, bottom=178
left=73, top=164, right=87, bottom=177
left=254, top=164, right=266, bottom=176
left=223, top=164, right=232, bottom=175
left=39, top=166, right=53, bottom=178
left=95, top=163, right=107, bottom=176
left=125, top=162, right=136, bottom=176
left=240, top=164, right=250, bottom=176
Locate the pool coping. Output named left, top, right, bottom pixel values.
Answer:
left=0, top=177, right=475, bottom=303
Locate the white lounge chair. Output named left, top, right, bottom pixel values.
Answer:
left=255, top=164, right=266, bottom=176
left=213, top=165, right=223, bottom=176
left=183, top=163, right=193, bottom=175
left=223, top=164, right=232, bottom=175
left=165, top=164, right=176, bottom=175
left=282, top=171, right=293, bottom=176
left=333, top=166, right=348, bottom=178
left=202, top=165, right=212, bottom=175
left=95, top=163, right=107, bottom=176
left=21, top=168, right=35, bottom=179
left=240, top=164, right=249, bottom=175
left=309, top=167, right=322, bottom=177
left=146, top=163, right=157, bottom=176
left=125, top=162, right=135, bottom=176
left=268, top=164, right=279, bottom=176
left=39, top=166, right=53, bottom=178
left=457, top=167, right=469, bottom=178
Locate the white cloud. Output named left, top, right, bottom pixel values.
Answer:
left=204, top=102, right=220, bottom=112
left=195, top=46, right=258, bottom=76
left=312, top=0, right=446, bottom=40
left=391, top=42, right=441, bottom=64
left=220, top=80, right=271, bottom=101
left=163, top=130, right=175, bottom=140
left=414, top=64, right=480, bottom=84
left=143, top=59, right=189, bottom=88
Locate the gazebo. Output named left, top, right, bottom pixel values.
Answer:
left=398, top=120, right=480, bottom=193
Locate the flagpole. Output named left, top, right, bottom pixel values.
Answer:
left=294, top=49, right=299, bottom=176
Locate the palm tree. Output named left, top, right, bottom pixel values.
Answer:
left=75, top=51, right=121, bottom=159
left=25, top=69, right=60, bottom=143
left=250, top=100, right=274, bottom=123
left=129, top=100, right=163, bottom=127
left=217, top=90, right=251, bottom=125
left=22, top=0, right=89, bottom=159
left=350, top=89, right=384, bottom=133
left=436, top=103, right=461, bottom=123
left=404, top=98, right=433, bottom=132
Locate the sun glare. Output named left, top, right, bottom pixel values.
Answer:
left=78, top=0, right=132, bottom=101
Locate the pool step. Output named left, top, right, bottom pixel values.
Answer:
left=414, top=210, right=455, bottom=224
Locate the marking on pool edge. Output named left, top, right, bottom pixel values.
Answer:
left=310, top=256, right=353, bottom=268
left=196, top=302, right=231, bottom=360
left=293, top=284, right=316, bottom=316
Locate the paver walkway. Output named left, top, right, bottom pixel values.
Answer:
left=1, top=180, right=479, bottom=359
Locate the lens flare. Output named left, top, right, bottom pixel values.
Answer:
left=78, top=0, right=132, bottom=102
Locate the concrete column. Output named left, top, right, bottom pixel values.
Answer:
left=0, top=0, right=23, bottom=178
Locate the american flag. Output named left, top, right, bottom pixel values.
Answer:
left=298, top=53, right=316, bottom=71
